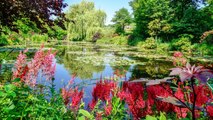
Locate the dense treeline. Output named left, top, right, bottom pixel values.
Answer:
left=129, top=0, right=213, bottom=42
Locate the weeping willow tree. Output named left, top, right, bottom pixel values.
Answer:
left=66, top=1, right=106, bottom=41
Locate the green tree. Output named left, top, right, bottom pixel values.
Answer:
left=130, top=0, right=172, bottom=40
left=66, top=1, right=106, bottom=41
left=130, top=0, right=213, bottom=42
left=111, top=8, right=132, bottom=34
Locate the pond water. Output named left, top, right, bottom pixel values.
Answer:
left=2, top=42, right=211, bottom=106
left=46, top=42, right=173, bottom=104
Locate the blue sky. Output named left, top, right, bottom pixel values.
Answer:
left=64, top=0, right=132, bottom=25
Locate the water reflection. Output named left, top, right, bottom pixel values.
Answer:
left=55, top=43, right=174, bottom=84
left=56, top=46, right=105, bottom=79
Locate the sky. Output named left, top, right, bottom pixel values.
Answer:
left=64, top=0, right=132, bottom=25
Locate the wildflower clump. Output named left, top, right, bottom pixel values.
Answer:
left=13, top=45, right=56, bottom=86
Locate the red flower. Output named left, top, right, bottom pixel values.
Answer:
left=91, top=80, right=116, bottom=102
left=173, top=87, right=189, bottom=118
left=96, top=112, right=103, bottom=120
left=119, top=82, right=149, bottom=119
left=174, top=107, right=188, bottom=118
left=61, top=88, right=72, bottom=105
left=207, top=106, right=213, bottom=117
left=70, top=88, right=84, bottom=110
left=104, top=101, right=112, bottom=116
left=88, top=100, right=97, bottom=110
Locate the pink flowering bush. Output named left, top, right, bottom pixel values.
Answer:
left=12, top=45, right=56, bottom=86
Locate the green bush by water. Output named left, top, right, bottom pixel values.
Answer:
left=171, top=35, right=192, bottom=52
left=97, top=36, right=128, bottom=45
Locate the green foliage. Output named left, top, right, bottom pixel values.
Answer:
left=111, top=8, right=132, bottom=34
left=14, top=18, right=40, bottom=34
left=97, top=36, right=128, bottom=45
left=146, top=112, right=166, bottom=120
left=0, top=27, right=21, bottom=46
left=137, top=37, right=157, bottom=50
left=31, top=34, right=49, bottom=42
left=66, top=1, right=106, bottom=41
left=78, top=109, right=94, bottom=120
left=130, top=0, right=213, bottom=44
left=171, top=34, right=192, bottom=52
left=0, top=79, right=69, bottom=119
left=156, top=43, right=170, bottom=54
left=130, top=0, right=172, bottom=39
left=193, top=42, right=213, bottom=56
left=47, top=25, right=67, bottom=40
left=106, top=97, right=127, bottom=119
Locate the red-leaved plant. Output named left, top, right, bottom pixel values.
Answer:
left=169, top=52, right=213, bottom=120
left=170, top=63, right=213, bottom=83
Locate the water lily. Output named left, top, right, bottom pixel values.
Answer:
left=170, top=63, right=213, bottom=83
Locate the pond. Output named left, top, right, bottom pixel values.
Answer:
left=0, top=42, right=212, bottom=105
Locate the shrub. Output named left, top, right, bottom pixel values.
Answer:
left=97, top=36, right=128, bottom=45
left=137, top=37, right=157, bottom=50
left=171, top=35, right=192, bottom=52
left=193, top=43, right=213, bottom=56
left=47, top=25, right=67, bottom=40
left=31, top=34, right=49, bottom=42
left=156, top=43, right=170, bottom=54
left=128, top=36, right=142, bottom=46
left=14, top=18, right=40, bottom=34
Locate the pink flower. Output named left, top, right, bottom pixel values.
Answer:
left=13, top=51, right=27, bottom=80
left=173, top=51, right=183, bottom=58
left=12, top=45, right=56, bottom=87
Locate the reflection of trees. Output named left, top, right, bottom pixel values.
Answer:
left=130, top=59, right=173, bottom=80
left=56, top=46, right=105, bottom=79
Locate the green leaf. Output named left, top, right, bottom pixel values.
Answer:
left=78, top=116, right=85, bottom=120
left=12, top=78, right=21, bottom=83
left=207, top=82, right=213, bottom=92
left=4, top=84, right=16, bottom=92
left=8, top=91, right=16, bottom=98
left=0, top=91, right=6, bottom=97
left=4, top=104, right=15, bottom=112
left=159, top=112, right=166, bottom=120
left=79, top=109, right=92, bottom=119
left=146, top=115, right=157, bottom=120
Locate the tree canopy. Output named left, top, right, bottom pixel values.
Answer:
left=111, top=8, right=132, bottom=34
left=0, top=0, right=67, bottom=32
left=130, top=0, right=213, bottom=42
left=66, top=1, right=106, bottom=41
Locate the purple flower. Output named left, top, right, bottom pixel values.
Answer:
left=170, top=63, right=213, bottom=83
